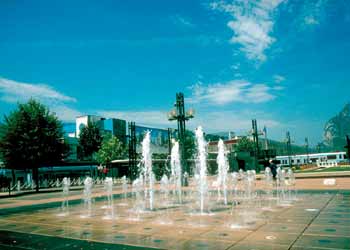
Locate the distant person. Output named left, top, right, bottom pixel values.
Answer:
left=269, top=159, right=277, bottom=180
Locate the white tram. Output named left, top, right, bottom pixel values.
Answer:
left=276, top=151, right=347, bottom=167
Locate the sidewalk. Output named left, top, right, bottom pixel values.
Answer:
left=1, top=174, right=350, bottom=210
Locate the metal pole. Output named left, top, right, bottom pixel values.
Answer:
left=167, top=128, right=172, bottom=157
left=251, top=119, right=260, bottom=170
left=286, top=131, right=292, bottom=168
left=345, top=135, right=350, bottom=163
left=305, top=137, right=309, bottom=164
left=128, top=122, right=137, bottom=180
left=264, top=126, right=268, bottom=150
left=176, top=93, right=188, bottom=178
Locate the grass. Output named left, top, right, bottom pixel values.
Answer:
left=296, top=166, right=350, bottom=173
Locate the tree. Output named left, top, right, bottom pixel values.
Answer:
left=152, top=153, right=169, bottom=180
left=324, top=103, right=350, bottom=150
left=234, top=136, right=255, bottom=153
left=96, top=135, right=126, bottom=171
left=183, top=130, right=195, bottom=160
left=0, top=99, right=69, bottom=192
left=78, top=122, right=102, bottom=160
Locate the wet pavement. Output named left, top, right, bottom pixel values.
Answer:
left=0, top=189, right=349, bottom=250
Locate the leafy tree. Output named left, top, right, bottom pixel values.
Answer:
left=324, top=103, right=350, bottom=150
left=78, top=122, right=102, bottom=160
left=96, top=135, right=126, bottom=170
left=152, top=153, right=169, bottom=180
left=234, top=136, right=255, bottom=153
left=183, top=130, right=195, bottom=160
left=0, top=99, right=69, bottom=192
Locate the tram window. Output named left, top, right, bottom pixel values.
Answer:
left=327, top=155, right=336, bottom=159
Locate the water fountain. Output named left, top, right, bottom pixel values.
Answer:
left=170, top=140, right=182, bottom=204
left=286, top=168, right=296, bottom=201
left=122, top=175, right=128, bottom=199
left=159, top=174, right=172, bottom=224
left=139, top=131, right=154, bottom=210
left=263, top=167, right=274, bottom=209
left=231, top=172, right=239, bottom=206
left=55, top=178, right=60, bottom=188
left=81, top=176, right=93, bottom=218
left=131, top=177, right=144, bottom=220
left=216, top=139, right=229, bottom=205
left=57, top=177, right=71, bottom=217
left=29, top=125, right=307, bottom=250
left=103, top=177, right=114, bottom=219
left=195, top=126, right=208, bottom=214
left=276, top=167, right=288, bottom=206
left=17, top=180, right=21, bottom=192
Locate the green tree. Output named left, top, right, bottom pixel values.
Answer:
left=78, top=122, right=102, bottom=160
left=152, top=153, right=169, bottom=180
left=96, top=136, right=126, bottom=170
left=0, top=99, right=69, bottom=192
left=234, top=136, right=255, bottom=153
left=183, top=130, right=195, bottom=160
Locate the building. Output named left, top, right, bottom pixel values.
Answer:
left=75, top=115, right=103, bottom=137
left=63, top=115, right=170, bottom=160
left=207, top=138, right=240, bottom=153
left=276, top=151, right=347, bottom=167
left=135, top=125, right=169, bottom=154
left=74, top=115, right=127, bottom=142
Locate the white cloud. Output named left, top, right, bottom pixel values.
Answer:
left=96, top=110, right=172, bottom=128
left=50, top=105, right=82, bottom=122
left=96, top=109, right=281, bottom=138
left=273, top=74, right=285, bottom=83
left=171, top=15, right=195, bottom=28
left=272, top=85, right=284, bottom=91
left=211, top=0, right=285, bottom=61
left=304, top=16, right=319, bottom=25
left=0, top=77, right=80, bottom=121
left=297, top=0, right=329, bottom=28
left=0, top=77, right=76, bottom=104
left=187, top=80, right=277, bottom=105
left=230, top=63, right=240, bottom=70
left=191, top=110, right=280, bottom=134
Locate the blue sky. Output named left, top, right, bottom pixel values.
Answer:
left=1, top=0, right=350, bottom=145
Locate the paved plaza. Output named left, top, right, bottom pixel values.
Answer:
left=0, top=177, right=349, bottom=250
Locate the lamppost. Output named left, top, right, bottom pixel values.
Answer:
left=167, top=128, right=176, bottom=156
left=345, top=135, right=350, bottom=163
left=263, top=126, right=268, bottom=150
left=249, top=119, right=263, bottom=170
left=285, top=131, right=292, bottom=168
left=305, top=137, right=310, bottom=164
left=128, top=122, right=137, bottom=180
left=168, top=92, right=194, bottom=183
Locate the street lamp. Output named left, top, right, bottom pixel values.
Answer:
left=168, top=92, right=194, bottom=184
left=305, top=137, right=310, bottom=164
left=248, top=119, right=264, bottom=170
left=344, top=135, right=350, bottom=163
left=285, top=131, right=293, bottom=168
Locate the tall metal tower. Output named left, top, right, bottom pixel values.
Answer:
left=286, top=131, right=292, bottom=168
left=168, top=92, right=194, bottom=182
left=128, top=122, right=137, bottom=180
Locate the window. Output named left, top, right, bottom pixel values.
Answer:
left=327, top=155, right=336, bottom=160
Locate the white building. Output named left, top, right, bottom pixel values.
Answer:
left=276, top=151, right=347, bottom=166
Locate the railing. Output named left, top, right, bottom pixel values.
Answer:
left=1, top=176, right=129, bottom=193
